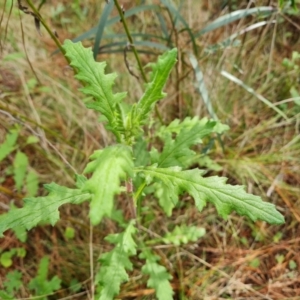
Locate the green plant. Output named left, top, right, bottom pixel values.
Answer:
left=0, top=126, right=39, bottom=198
left=0, top=247, right=26, bottom=268
left=282, top=51, right=300, bottom=108
left=28, top=256, right=61, bottom=300
left=279, top=0, right=298, bottom=9
left=0, top=256, right=62, bottom=300
left=0, top=40, right=284, bottom=299
left=0, top=126, right=39, bottom=243
left=0, top=270, right=23, bottom=300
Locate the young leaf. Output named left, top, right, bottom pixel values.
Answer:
left=83, top=144, right=133, bottom=225
left=154, top=117, right=228, bottom=168
left=0, top=129, right=18, bottom=162
left=25, top=169, right=39, bottom=196
left=197, top=155, right=223, bottom=172
left=69, top=278, right=82, bottom=293
left=3, top=270, right=23, bottom=295
left=29, top=256, right=61, bottom=298
left=13, top=151, right=28, bottom=192
left=132, top=48, right=177, bottom=126
left=138, top=166, right=285, bottom=224
left=62, top=40, right=127, bottom=141
left=0, top=291, right=14, bottom=300
left=0, top=181, right=91, bottom=236
left=140, top=248, right=173, bottom=300
left=95, top=221, right=137, bottom=300
left=25, top=135, right=39, bottom=145
left=162, top=225, right=205, bottom=246
left=153, top=179, right=179, bottom=216
left=1, top=251, right=15, bottom=268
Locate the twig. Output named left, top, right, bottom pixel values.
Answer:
left=23, top=0, right=69, bottom=63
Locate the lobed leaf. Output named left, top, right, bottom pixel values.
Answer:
left=140, top=249, right=173, bottom=300
left=153, top=178, right=181, bottom=216
left=25, top=170, right=39, bottom=197
left=0, top=291, right=14, bottom=300
left=0, top=181, right=91, bottom=237
left=162, top=225, right=206, bottom=246
left=96, top=221, right=137, bottom=300
left=62, top=40, right=127, bottom=141
left=83, top=144, right=133, bottom=225
left=138, top=166, right=285, bottom=224
left=154, top=117, right=228, bottom=168
left=13, top=151, right=28, bottom=192
left=0, top=128, right=18, bottom=162
left=3, top=270, right=22, bottom=295
left=29, top=256, right=61, bottom=297
left=132, top=48, right=177, bottom=126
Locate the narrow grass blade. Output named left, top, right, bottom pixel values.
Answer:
left=188, top=53, right=218, bottom=120
left=194, top=6, right=276, bottom=38
left=156, top=12, right=170, bottom=40
left=160, top=0, right=198, bottom=55
left=225, top=20, right=276, bottom=43
left=97, top=48, right=157, bottom=55
left=205, top=20, right=276, bottom=54
left=221, top=70, right=288, bottom=120
left=96, top=32, right=170, bottom=53
left=204, top=39, right=241, bottom=55
left=102, top=32, right=169, bottom=42
left=73, top=5, right=160, bottom=43
left=93, top=0, right=114, bottom=59
left=99, top=40, right=170, bottom=52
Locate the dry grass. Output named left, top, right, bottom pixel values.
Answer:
left=0, top=0, right=299, bottom=299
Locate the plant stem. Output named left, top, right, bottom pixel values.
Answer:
left=133, top=180, right=146, bottom=222
left=25, top=0, right=69, bottom=63
left=113, top=0, right=147, bottom=82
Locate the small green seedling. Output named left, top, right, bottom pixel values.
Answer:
left=0, top=247, right=26, bottom=268
left=1, top=270, right=23, bottom=299
left=28, top=256, right=61, bottom=300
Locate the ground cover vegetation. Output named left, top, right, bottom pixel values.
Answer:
left=0, top=0, right=299, bottom=299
